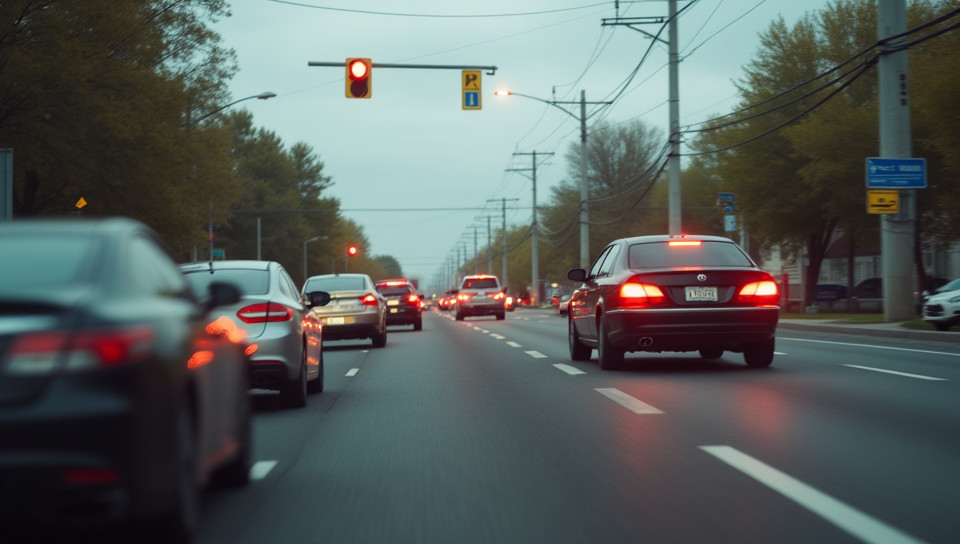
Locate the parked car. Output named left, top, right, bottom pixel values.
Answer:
left=181, top=260, right=330, bottom=408
left=0, top=218, right=252, bottom=542
left=567, top=234, right=779, bottom=370
left=455, top=275, right=506, bottom=321
left=922, top=277, right=960, bottom=331
left=302, top=274, right=387, bottom=347
left=375, top=278, right=423, bottom=330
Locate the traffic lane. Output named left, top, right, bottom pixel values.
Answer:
left=451, top=313, right=957, bottom=542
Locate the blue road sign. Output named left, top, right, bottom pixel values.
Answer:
left=866, top=157, right=926, bottom=188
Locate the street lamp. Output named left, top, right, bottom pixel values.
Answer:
left=194, top=91, right=277, bottom=124
left=495, top=89, right=610, bottom=269
left=303, top=235, right=326, bottom=281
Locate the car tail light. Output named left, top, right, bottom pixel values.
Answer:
left=360, top=294, right=379, bottom=307
left=738, top=280, right=780, bottom=306
left=457, top=293, right=472, bottom=303
left=64, top=467, right=122, bottom=485
left=619, top=283, right=665, bottom=304
left=237, top=303, right=293, bottom=323
left=493, top=292, right=505, bottom=300
left=5, top=327, right=155, bottom=375
left=407, top=294, right=420, bottom=305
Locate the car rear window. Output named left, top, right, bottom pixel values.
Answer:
left=461, top=278, right=499, bottom=289
left=628, top=241, right=753, bottom=269
left=377, top=286, right=412, bottom=296
left=184, top=269, right=269, bottom=296
left=0, top=234, right=101, bottom=291
left=304, top=277, right=366, bottom=292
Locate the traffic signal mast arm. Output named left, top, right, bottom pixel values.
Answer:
left=309, top=61, right=498, bottom=75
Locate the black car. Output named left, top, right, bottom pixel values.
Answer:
left=567, top=235, right=780, bottom=370
left=0, top=218, right=252, bottom=542
left=375, top=279, right=423, bottom=330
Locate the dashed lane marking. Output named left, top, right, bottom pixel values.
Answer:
left=554, top=363, right=586, bottom=375
left=250, top=460, right=278, bottom=480
left=506, top=341, right=523, bottom=348
left=525, top=350, right=548, bottom=359
left=595, top=388, right=664, bottom=414
left=346, top=368, right=359, bottom=377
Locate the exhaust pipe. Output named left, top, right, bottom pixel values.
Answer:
left=639, top=337, right=654, bottom=347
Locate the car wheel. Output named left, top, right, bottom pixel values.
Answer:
left=372, top=327, right=387, bottom=348
left=699, top=347, right=724, bottom=359
left=597, top=316, right=624, bottom=371
left=413, top=318, right=423, bottom=331
left=307, top=348, right=324, bottom=394
left=147, top=405, right=200, bottom=543
left=569, top=318, right=591, bottom=361
left=281, top=353, right=308, bottom=408
left=743, top=337, right=775, bottom=368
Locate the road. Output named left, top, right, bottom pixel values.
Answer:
left=196, top=308, right=960, bottom=544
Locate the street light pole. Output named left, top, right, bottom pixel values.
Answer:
left=303, top=235, right=325, bottom=281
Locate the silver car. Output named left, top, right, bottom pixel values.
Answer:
left=182, top=260, right=330, bottom=408
left=302, top=273, right=387, bottom=348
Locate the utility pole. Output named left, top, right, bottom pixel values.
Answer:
left=509, top=150, right=554, bottom=305
left=488, top=197, right=519, bottom=291
left=878, top=0, right=915, bottom=321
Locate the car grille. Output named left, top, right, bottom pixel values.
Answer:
left=924, top=304, right=945, bottom=317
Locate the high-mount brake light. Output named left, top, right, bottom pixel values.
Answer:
left=384, top=281, right=406, bottom=287
left=668, top=240, right=702, bottom=247
left=619, top=282, right=665, bottom=304
left=238, top=303, right=293, bottom=324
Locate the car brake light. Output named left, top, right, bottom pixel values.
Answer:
left=493, top=292, right=505, bottom=300
left=668, top=240, right=702, bottom=247
left=738, top=280, right=780, bottom=305
left=457, top=293, right=472, bottom=302
left=619, top=283, right=665, bottom=304
left=361, top=294, right=379, bottom=306
left=5, top=327, right=155, bottom=375
left=407, top=294, right=420, bottom=305
left=237, top=303, right=293, bottom=323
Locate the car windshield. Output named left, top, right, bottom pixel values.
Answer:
left=0, top=234, right=101, bottom=292
left=304, top=276, right=366, bottom=292
left=462, top=278, right=498, bottom=289
left=937, top=278, right=960, bottom=293
left=628, top=240, right=753, bottom=269
left=183, top=268, right=269, bottom=296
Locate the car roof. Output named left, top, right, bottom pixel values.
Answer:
left=180, top=260, right=273, bottom=272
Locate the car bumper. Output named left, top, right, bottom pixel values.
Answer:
left=605, top=306, right=779, bottom=352
left=458, top=303, right=504, bottom=316
left=385, top=306, right=421, bottom=325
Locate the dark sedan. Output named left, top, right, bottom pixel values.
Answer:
left=567, top=234, right=780, bottom=370
left=0, top=218, right=252, bottom=542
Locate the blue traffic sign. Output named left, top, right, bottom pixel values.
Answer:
left=866, top=157, right=926, bottom=188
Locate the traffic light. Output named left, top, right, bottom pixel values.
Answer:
left=345, top=58, right=371, bottom=99
left=347, top=244, right=359, bottom=257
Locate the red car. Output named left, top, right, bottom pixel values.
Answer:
left=567, top=235, right=779, bottom=370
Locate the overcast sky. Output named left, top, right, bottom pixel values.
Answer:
left=214, top=0, right=830, bottom=292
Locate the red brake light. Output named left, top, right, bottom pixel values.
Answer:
left=361, top=294, right=379, bottom=306
left=737, top=280, right=780, bottom=305
left=406, top=294, right=420, bottom=304
left=457, top=293, right=472, bottom=302
left=237, top=303, right=294, bottom=324
left=668, top=240, right=702, bottom=247
left=619, top=283, right=665, bottom=304
left=5, top=327, right=155, bottom=374
left=493, top=292, right=505, bottom=300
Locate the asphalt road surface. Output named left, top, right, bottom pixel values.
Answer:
left=195, top=308, right=960, bottom=544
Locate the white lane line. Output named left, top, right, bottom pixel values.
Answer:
left=525, top=350, right=549, bottom=359
left=474, top=327, right=488, bottom=333
left=843, top=364, right=948, bottom=381
left=250, top=460, right=278, bottom=480
left=506, top=341, right=523, bottom=348
left=554, top=363, right=586, bottom=375
left=782, top=337, right=960, bottom=357
left=595, top=388, right=664, bottom=414
left=490, top=333, right=506, bottom=340
left=701, top=446, right=924, bottom=544
left=346, top=368, right=359, bottom=376
left=775, top=351, right=788, bottom=355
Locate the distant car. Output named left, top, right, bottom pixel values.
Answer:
left=557, top=294, right=572, bottom=316
left=567, top=234, right=780, bottom=370
left=922, top=277, right=960, bottom=331
left=181, top=260, right=331, bottom=408
left=0, top=218, right=252, bottom=541
left=375, top=278, right=423, bottom=331
left=455, top=275, right=506, bottom=321
left=302, top=273, right=387, bottom=347
left=505, top=295, right=516, bottom=312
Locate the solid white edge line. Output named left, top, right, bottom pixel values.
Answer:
left=595, top=388, right=664, bottom=414
left=843, top=364, right=948, bottom=381
left=346, top=368, right=359, bottom=376
left=700, top=446, right=924, bottom=544
left=250, top=460, right=278, bottom=480
left=782, top=337, right=960, bottom=357
left=554, top=363, right=586, bottom=375
left=525, top=350, right=549, bottom=359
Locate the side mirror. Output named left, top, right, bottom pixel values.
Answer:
left=567, top=268, right=588, bottom=282
left=206, top=281, right=242, bottom=310
left=305, top=290, right=332, bottom=308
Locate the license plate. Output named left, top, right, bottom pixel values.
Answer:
left=326, top=316, right=345, bottom=325
left=685, top=286, right=718, bottom=302
left=389, top=308, right=398, bottom=314
left=387, top=300, right=399, bottom=306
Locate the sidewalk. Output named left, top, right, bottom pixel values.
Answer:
left=778, top=318, right=960, bottom=344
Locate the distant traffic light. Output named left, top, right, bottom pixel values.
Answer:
left=345, top=58, right=371, bottom=99
left=347, top=244, right=359, bottom=257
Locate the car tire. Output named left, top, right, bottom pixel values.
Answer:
left=307, top=350, right=324, bottom=394
left=569, top=318, right=591, bottom=361
left=933, top=321, right=952, bottom=332
left=743, top=337, right=775, bottom=368
left=413, top=318, right=423, bottom=331
left=597, top=316, right=624, bottom=371
left=281, top=354, right=308, bottom=408
left=698, top=347, right=724, bottom=359
left=372, top=327, right=387, bottom=348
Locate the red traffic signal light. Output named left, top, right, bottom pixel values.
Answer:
left=347, top=244, right=359, bottom=256
left=345, top=58, right=371, bottom=99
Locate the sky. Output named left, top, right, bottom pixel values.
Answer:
left=214, top=0, right=830, bottom=293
